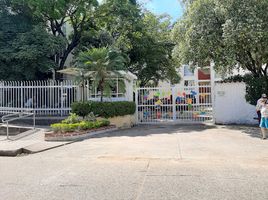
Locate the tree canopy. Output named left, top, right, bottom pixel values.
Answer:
left=21, top=0, right=99, bottom=70
left=0, top=0, right=64, bottom=80
left=173, top=0, right=268, bottom=77
left=76, top=0, right=180, bottom=86
left=129, top=12, right=180, bottom=86
left=1, top=0, right=180, bottom=85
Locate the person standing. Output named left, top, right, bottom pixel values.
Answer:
left=259, top=101, right=268, bottom=139
left=256, top=94, right=267, bottom=124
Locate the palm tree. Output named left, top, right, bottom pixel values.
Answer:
left=75, top=47, right=129, bottom=102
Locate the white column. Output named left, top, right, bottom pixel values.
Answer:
left=135, top=88, right=138, bottom=124
left=124, top=79, right=134, bottom=101
left=210, top=62, right=216, bottom=124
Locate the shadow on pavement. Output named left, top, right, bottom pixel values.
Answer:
left=222, top=125, right=261, bottom=139
left=90, top=124, right=218, bottom=138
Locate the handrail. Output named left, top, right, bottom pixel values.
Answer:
left=1, top=110, right=35, bottom=140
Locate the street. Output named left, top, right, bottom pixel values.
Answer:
left=0, top=125, right=267, bottom=200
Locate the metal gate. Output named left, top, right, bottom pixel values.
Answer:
left=136, top=84, right=214, bottom=124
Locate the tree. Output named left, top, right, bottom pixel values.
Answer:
left=129, top=13, right=180, bottom=86
left=17, top=0, right=99, bottom=70
left=82, top=1, right=180, bottom=87
left=95, top=0, right=143, bottom=51
left=0, top=0, right=64, bottom=80
left=75, top=48, right=129, bottom=102
left=93, top=1, right=180, bottom=86
left=173, top=0, right=268, bottom=77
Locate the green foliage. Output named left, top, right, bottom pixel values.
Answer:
left=1, top=0, right=180, bottom=85
left=0, top=0, right=179, bottom=84
left=0, top=2, right=64, bottom=80
left=71, top=101, right=136, bottom=118
left=80, top=1, right=180, bottom=86
left=220, top=75, right=245, bottom=83
left=95, top=0, right=142, bottom=52
left=61, top=113, right=81, bottom=124
left=14, top=0, right=99, bottom=70
left=51, top=119, right=110, bottom=133
left=129, top=13, right=181, bottom=86
left=84, top=112, right=97, bottom=122
left=172, top=0, right=268, bottom=77
left=51, top=112, right=109, bottom=133
left=244, top=75, right=268, bottom=106
left=89, top=101, right=136, bottom=118
left=75, top=47, right=129, bottom=101
left=71, top=102, right=91, bottom=118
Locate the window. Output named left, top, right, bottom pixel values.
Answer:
left=89, top=78, right=125, bottom=99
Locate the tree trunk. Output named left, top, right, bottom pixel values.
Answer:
left=100, top=91, right=103, bottom=102
left=58, top=39, right=80, bottom=70
left=100, top=79, right=104, bottom=102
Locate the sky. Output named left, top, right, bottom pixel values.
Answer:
left=139, top=0, right=184, bottom=22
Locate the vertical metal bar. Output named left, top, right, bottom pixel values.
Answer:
left=6, top=121, right=9, bottom=140
left=37, top=81, right=40, bottom=115
left=172, top=87, right=176, bottom=121
left=32, top=81, right=34, bottom=111
left=45, top=81, right=47, bottom=115
left=61, top=82, right=63, bottom=117
left=11, top=81, right=13, bottom=111
left=116, top=76, right=119, bottom=98
left=33, top=110, right=36, bottom=130
left=20, top=82, right=23, bottom=113
left=0, top=82, right=1, bottom=110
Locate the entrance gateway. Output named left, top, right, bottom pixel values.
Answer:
left=135, top=84, right=214, bottom=124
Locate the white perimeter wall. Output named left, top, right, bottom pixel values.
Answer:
left=214, top=82, right=257, bottom=125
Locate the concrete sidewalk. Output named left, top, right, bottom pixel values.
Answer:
left=0, top=128, right=71, bottom=156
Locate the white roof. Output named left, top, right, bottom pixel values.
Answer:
left=58, top=68, right=137, bottom=81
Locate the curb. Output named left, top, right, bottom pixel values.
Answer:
left=22, top=141, right=75, bottom=154
left=0, top=148, right=23, bottom=157
left=45, top=126, right=118, bottom=142
left=0, top=142, right=74, bottom=157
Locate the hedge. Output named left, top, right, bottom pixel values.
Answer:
left=71, top=101, right=136, bottom=118
left=51, top=120, right=110, bottom=133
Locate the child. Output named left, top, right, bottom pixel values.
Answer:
left=259, top=101, right=268, bottom=139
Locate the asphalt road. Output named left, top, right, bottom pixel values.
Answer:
left=0, top=124, right=267, bottom=200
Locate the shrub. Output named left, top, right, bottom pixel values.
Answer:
left=61, top=113, right=81, bottom=124
left=244, top=75, right=268, bottom=105
left=51, top=119, right=110, bottom=133
left=84, top=112, right=96, bottom=122
left=51, top=123, right=80, bottom=133
left=71, top=101, right=136, bottom=118
left=71, top=101, right=91, bottom=118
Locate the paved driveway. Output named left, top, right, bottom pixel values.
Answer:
left=0, top=124, right=267, bottom=200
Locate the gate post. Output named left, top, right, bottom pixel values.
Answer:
left=210, top=62, right=216, bottom=124
left=172, top=87, right=176, bottom=121
left=135, top=88, right=139, bottom=124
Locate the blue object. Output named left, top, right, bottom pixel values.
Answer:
left=176, top=96, right=181, bottom=103
left=190, top=90, right=197, bottom=96
left=260, top=117, right=268, bottom=128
